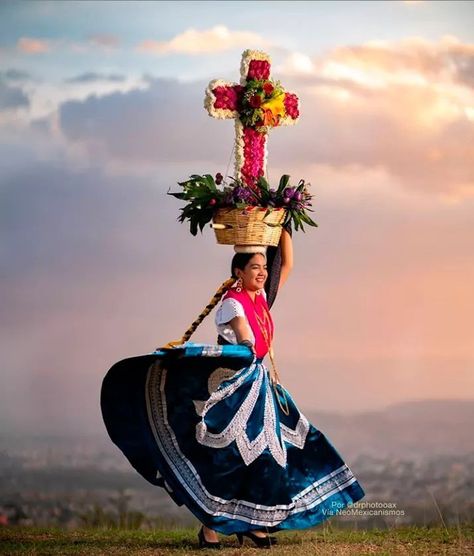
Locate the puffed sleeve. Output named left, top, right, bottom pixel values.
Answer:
left=215, top=298, right=245, bottom=326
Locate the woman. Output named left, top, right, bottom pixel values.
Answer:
left=101, top=229, right=365, bottom=549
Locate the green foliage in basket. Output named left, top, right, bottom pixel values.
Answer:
left=167, top=173, right=318, bottom=236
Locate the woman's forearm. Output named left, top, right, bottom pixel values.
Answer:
left=279, top=228, right=293, bottom=288
left=229, top=316, right=256, bottom=354
left=230, top=316, right=253, bottom=344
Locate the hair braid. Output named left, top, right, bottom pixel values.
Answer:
left=160, top=277, right=236, bottom=349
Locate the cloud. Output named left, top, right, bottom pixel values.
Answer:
left=313, top=35, right=474, bottom=89
left=58, top=77, right=232, bottom=168
left=272, top=36, right=474, bottom=200
left=14, top=34, right=466, bottom=200
left=17, top=37, right=50, bottom=54
left=65, top=72, right=126, bottom=84
left=87, top=34, right=120, bottom=50
left=0, top=81, right=29, bottom=111
left=0, top=69, right=32, bottom=81
left=137, top=25, right=269, bottom=55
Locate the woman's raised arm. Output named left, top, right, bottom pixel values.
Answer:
left=278, top=228, right=293, bottom=289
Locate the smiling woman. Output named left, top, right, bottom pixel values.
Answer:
left=101, top=227, right=366, bottom=548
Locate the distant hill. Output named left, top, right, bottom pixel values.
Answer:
left=304, top=398, right=474, bottom=460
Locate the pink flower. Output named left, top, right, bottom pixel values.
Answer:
left=247, top=60, right=271, bottom=80
left=284, top=93, right=299, bottom=119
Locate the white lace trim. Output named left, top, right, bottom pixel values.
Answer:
left=193, top=364, right=309, bottom=468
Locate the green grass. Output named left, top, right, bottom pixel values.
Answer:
left=1, top=525, right=473, bottom=555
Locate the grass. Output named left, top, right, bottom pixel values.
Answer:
left=0, top=525, right=473, bottom=555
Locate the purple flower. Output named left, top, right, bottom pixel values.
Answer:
left=294, top=191, right=302, bottom=202
left=215, top=172, right=223, bottom=185
left=233, top=186, right=248, bottom=202
left=284, top=187, right=295, bottom=199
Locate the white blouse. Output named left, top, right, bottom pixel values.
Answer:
left=215, top=289, right=267, bottom=345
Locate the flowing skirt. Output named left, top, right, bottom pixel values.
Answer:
left=101, top=343, right=365, bottom=534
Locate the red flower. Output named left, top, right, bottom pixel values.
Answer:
left=249, top=94, right=262, bottom=108
left=209, top=198, right=217, bottom=206
left=263, top=82, right=274, bottom=95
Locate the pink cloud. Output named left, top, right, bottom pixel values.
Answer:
left=137, top=25, right=269, bottom=55
left=272, top=36, right=474, bottom=201
left=17, top=37, right=50, bottom=54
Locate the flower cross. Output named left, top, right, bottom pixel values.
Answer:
left=204, top=50, right=300, bottom=191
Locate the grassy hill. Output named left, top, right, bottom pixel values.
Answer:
left=1, top=524, right=473, bottom=555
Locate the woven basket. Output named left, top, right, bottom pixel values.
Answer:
left=212, top=207, right=286, bottom=247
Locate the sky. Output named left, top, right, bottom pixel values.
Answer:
left=1, top=0, right=473, bottom=436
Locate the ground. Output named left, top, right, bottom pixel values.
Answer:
left=1, top=525, right=473, bottom=555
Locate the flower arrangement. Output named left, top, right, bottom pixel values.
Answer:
left=171, top=50, right=315, bottom=246
left=168, top=173, right=317, bottom=236
left=204, top=50, right=300, bottom=187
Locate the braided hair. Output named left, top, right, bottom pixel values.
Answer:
left=161, top=244, right=286, bottom=349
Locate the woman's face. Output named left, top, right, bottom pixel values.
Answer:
left=236, top=254, right=268, bottom=291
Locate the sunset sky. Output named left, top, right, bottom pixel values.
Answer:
left=1, top=0, right=473, bottom=435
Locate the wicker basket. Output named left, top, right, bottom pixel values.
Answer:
left=212, top=207, right=286, bottom=247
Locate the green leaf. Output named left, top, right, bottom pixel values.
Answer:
left=203, top=174, right=216, bottom=190
left=168, top=191, right=186, bottom=199
left=190, top=219, right=198, bottom=236
left=258, top=176, right=270, bottom=196
left=299, top=210, right=318, bottom=226
left=277, top=175, right=290, bottom=195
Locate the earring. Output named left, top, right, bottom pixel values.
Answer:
left=236, top=278, right=243, bottom=292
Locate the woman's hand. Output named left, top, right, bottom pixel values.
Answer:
left=239, top=339, right=256, bottom=357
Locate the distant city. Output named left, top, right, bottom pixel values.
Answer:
left=1, top=399, right=472, bottom=529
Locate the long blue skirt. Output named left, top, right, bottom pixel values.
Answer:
left=101, top=343, right=365, bottom=534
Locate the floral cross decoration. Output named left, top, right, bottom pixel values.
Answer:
left=204, top=49, right=299, bottom=191
left=168, top=49, right=317, bottom=236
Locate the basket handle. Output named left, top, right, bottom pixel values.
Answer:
left=210, top=223, right=233, bottom=230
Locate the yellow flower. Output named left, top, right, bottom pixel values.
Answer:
left=261, top=92, right=286, bottom=119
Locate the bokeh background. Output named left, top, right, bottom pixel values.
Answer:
left=1, top=0, right=473, bottom=528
